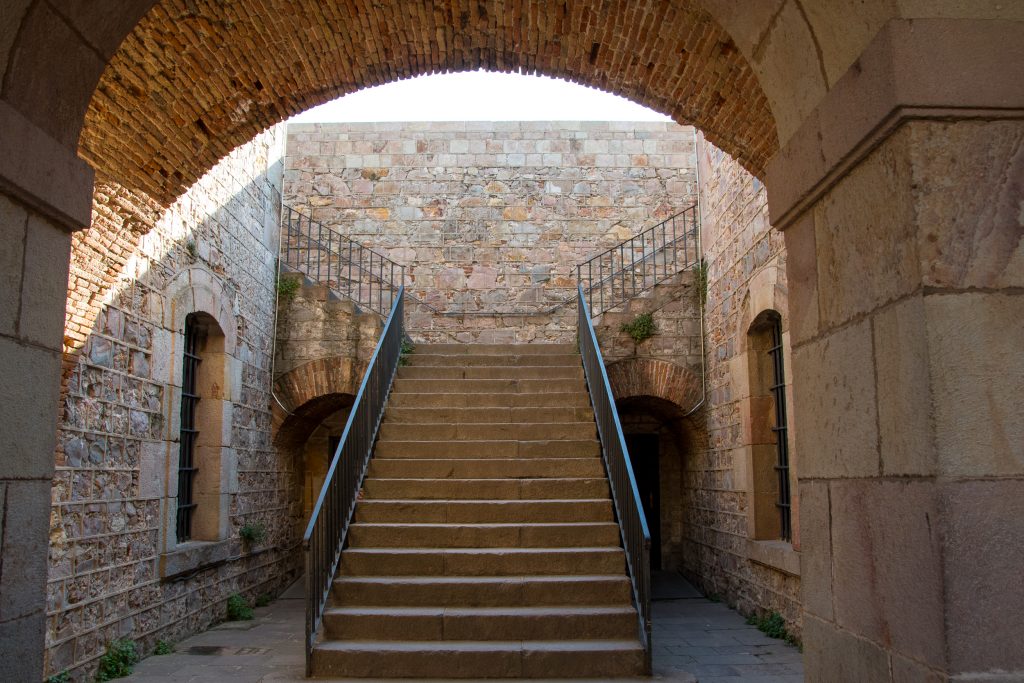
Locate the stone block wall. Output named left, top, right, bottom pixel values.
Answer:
left=283, top=121, right=698, bottom=343
left=694, top=132, right=801, bottom=633
left=47, top=127, right=292, bottom=680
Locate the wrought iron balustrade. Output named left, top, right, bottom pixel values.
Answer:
left=302, top=288, right=404, bottom=675
left=282, top=205, right=404, bottom=316
left=577, top=203, right=700, bottom=317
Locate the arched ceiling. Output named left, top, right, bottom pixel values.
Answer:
left=78, top=0, right=778, bottom=207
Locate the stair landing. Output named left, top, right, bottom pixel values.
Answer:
left=311, top=343, right=646, bottom=678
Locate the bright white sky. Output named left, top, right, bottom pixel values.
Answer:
left=288, top=70, right=673, bottom=123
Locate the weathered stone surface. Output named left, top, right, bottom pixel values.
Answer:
left=694, top=133, right=801, bottom=633
left=791, top=319, right=878, bottom=479
left=926, top=291, right=1024, bottom=479
left=21, top=214, right=71, bottom=349
left=830, top=480, right=945, bottom=668
left=0, top=337, right=61, bottom=479
left=284, top=122, right=698, bottom=344
left=815, top=126, right=920, bottom=330
left=909, top=120, right=1024, bottom=291
left=47, top=128, right=300, bottom=680
left=798, top=480, right=832, bottom=622
left=0, top=194, right=27, bottom=337
left=941, top=479, right=1024, bottom=674
left=873, top=295, right=936, bottom=476
left=802, top=614, right=891, bottom=683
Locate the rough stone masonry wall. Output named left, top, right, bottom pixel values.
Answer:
left=283, top=121, right=698, bottom=343
left=47, top=128, right=293, bottom=680
left=695, top=133, right=801, bottom=634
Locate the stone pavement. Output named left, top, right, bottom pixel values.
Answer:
left=126, top=573, right=803, bottom=682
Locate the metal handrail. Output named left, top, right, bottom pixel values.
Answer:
left=302, top=287, right=404, bottom=675
left=576, top=285, right=652, bottom=673
left=283, top=205, right=404, bottom=316
left=577, top=203, right=700, bottom=317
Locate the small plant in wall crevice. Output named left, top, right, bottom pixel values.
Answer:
left=620, top=312, right=656, bottom=343
left=95, top=638, right=139, bottom=681
left=398, top=336, right=416, bottom=366
left=276, top=275, right=301, bottom=302
left=239, top=520, right=267, bottom=546
left=694, top=258, right=709, bottom=306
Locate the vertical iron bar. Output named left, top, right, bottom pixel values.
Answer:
left=588, top=261, right=593, bottom=314
left=671, top=215, right=677, bottom=272
left=630, top=236, right=637, bottom=298
left=619, top=243, right=625, bottom=307
left=326, top=226, right=332, bottom=287
left=661, top=221, right=667, bottom=281
left=316, top=222, right=322, bottom=283
left=682, top=212, right=689, bottom=268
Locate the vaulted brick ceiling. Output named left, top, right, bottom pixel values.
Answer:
left=79, top=0, right=776, bottom=207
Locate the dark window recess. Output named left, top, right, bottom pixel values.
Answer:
left=177, top=314, right=204, bottom=542
left=768, top=315, right=791, bottom=542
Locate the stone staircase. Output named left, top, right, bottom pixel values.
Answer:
left=310, top=343, right=646, bottom=678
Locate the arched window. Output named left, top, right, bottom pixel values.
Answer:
left=747, top=310, right=791, bottom=541
left=175, top=312, right=226, bottom=543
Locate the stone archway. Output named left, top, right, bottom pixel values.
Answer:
left=2, top=2, right=1022, bottom=680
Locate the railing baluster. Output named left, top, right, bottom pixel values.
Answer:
left=660, top=221, right=666, bottom=282
left=574, top=204, right=697, bottom=318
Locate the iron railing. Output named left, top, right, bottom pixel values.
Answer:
left=283, top=205, right=404, bottom=316
left=302, top=287, right=405, bottom=675
left=577, top=204, right=699, bottom=317
left=577, top=284, right=652, bottom=673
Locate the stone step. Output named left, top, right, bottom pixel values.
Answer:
left=374, top=439, right=601, bottom=459
left=338, top=547, right=627, bottom=577
left=414, top=343, right=577, bottom=356
left=408, top=353, right=581, bottom=367
left=361, top=478, right=609, bottom=501
left=331, top=575, right=634, bottom=607
left=393, top=378, right=587, bottom=394
left=311, top=639, right=646, bottom=678
left=398, top=365, right=583, bottom=380
left=387, top=391, right=591, bottom=409
left=367, top=457, right=606, bottom=480
left=384, top=405, right=596, bottom=424
left=322, top=605, right=638, bottom=641
left=354, top=499, right=614, bottom=524
left=347, top=522, right=621, bottom=548
left=378, top=421, right=597, bottom=442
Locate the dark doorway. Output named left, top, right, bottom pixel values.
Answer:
left=625, top=433, right=662, bottom=569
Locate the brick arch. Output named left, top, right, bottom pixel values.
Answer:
left=605, top=358, right=701, bottom=413
left=272, top=356, right=366, bottom=452
left=272, top=356, right=367, bottom=415
left=78, top=0, right=779, bottom=212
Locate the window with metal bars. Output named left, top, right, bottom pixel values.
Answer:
left=176, top=313, right=204, bottom=542
left=767, top=314, right=792, bottom=542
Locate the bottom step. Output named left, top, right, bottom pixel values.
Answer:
left=312, top=639, right=646, bottom=678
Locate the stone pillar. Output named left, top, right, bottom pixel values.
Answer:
left=767, top=19, right=1024, bottom=682
left=0, top=101, right=93, bottom=681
